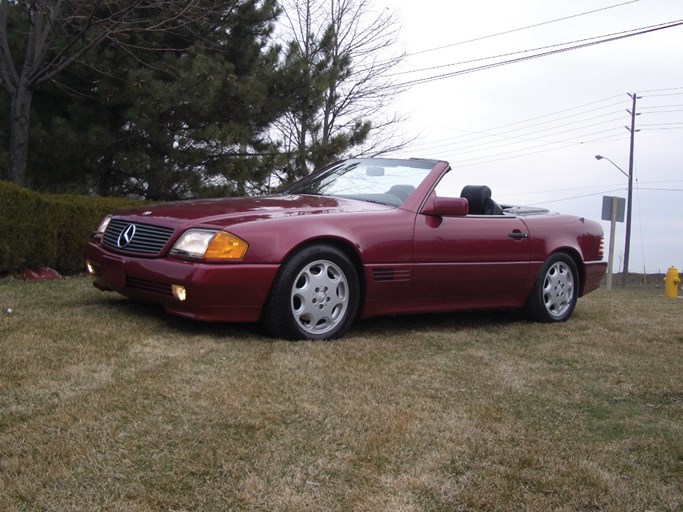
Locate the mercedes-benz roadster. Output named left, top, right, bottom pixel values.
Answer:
left=84, top=158, right=607, bottom=340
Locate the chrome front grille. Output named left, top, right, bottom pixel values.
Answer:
left=103, top=219, right=175, bottom=255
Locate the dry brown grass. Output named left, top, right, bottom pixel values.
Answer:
left=0, top=277, right=681, bottom=511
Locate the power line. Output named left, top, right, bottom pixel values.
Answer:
left=442, top=129, right=629, bottom=165
left=528, top=188, right=627, bottom=206
left=639, top=122, right=683, bottom=127
left=402, top=0, right=641, bottom=58
left=408, top=118, right=627, bottom=158
left=396, top=89, right=682, bottom=170
left=639, top=104, right=683, bottom=109
left=447, top=107, right=626, bottom=144
left=640, top=92, right=683, bottom=97
left=404, top=109, right=633, bottom=157
left=500, top=179, right=683, bottom=199
left=389, top=20, right=683, bottom=89
left=407, top=124, right=630, bottom=163
left=460, top=112, right=626, bottom=144
left=403, top=96, right=628, bottom=153
left=453, top=127, right=627, bottom=163
left=404, top=90, right=682, bottom=163
left=395, top=22, right=668, bottom=78
left=431, top=133, right=629, bottom=169
left=640, top=109, right=683, bottom=115
left=641, top=127, right=683, bottom=131
left=638, top=86, right=683, bottom=93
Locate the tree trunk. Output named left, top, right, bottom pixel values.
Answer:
left=8, top=84, right=33, bottom=186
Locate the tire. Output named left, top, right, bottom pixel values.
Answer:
left=262, top=244, right=360, bottom=340
left=524, top=253, right=579, bottom=323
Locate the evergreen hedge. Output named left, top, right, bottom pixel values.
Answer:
left=0, top=181, right=142, bottom=274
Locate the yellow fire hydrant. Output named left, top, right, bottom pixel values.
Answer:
left=663, top=266, right=680, bottom=298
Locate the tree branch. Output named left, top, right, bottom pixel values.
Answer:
left=0, top=0, right=20, bottom=92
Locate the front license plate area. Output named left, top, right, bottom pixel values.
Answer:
left=99, top=255, right=127, bottom=289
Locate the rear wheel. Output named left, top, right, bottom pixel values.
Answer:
left=263, top=244, right=360, bottom=340
left=524, top=253, right=578, bottom=322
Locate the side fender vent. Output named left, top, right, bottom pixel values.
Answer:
left=373, top=268, right=411, bottom=283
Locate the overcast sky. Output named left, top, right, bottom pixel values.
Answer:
left=379, top=0, right=683, bottom=274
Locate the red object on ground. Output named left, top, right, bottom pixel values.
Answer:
left=22, top=267, right=61, bottom=280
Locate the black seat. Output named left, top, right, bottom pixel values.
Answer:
left=387, top=184, right=415, bottom=202
left=460, top=185, right=503, bottom=215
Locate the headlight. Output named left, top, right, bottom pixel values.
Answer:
left=170, top=229, right=248, bottom=260
left=94, top=215, right=112, bottom=236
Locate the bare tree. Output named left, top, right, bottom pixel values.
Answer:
left=0, top=0, right=221, bottom=185
left=273, top=0, right=410, bottom=181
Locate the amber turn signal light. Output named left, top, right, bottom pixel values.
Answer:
left=204, top=232, right=249, bottom=260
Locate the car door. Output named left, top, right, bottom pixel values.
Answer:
left=412, top=210, right=531, bottom=302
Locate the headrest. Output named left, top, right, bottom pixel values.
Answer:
left=460, top=185, right=492, bottom=215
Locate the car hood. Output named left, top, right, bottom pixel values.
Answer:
left=113, top=194, right=393, bottom=229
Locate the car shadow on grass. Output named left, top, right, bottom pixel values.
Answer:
left=81, top=292, right=526, bottom=342
left=80, top=293, right=257, bottom=340
left=354, top=309, right=524, bottom=336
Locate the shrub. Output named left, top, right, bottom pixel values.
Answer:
left=0, top=181, right=143, bottom=274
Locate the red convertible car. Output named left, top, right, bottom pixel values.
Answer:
left=84, top=158, right=606, bottom=340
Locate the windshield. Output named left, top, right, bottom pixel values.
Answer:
left=279, top=159, right=436, bottom=206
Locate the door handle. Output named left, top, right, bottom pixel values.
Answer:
left=508, top=231, right=529, bottom=239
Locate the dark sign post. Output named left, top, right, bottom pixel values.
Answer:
left=601, top=196, right=626, bottom=290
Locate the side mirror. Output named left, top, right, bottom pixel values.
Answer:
left=422, top=196, right=468, bottom=217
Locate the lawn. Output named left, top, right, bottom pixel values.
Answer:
left=0, top=276, right=681, bottom=511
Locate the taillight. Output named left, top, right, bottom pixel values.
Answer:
left=598, top=237, right=605, bottom=260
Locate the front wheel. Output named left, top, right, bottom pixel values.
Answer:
left=524, top=253, right=579, bottom=322
left=262, top=245, right=360, bottom=340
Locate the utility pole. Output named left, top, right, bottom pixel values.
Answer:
left=623, top=92, right=640, bottom=287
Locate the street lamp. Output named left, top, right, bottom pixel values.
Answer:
left=595, top=155, right=628, bottom=177
left=595, top=154, right=633, bottom=287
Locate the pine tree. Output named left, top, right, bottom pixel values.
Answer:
left=1, top=0, right=290, bottom=197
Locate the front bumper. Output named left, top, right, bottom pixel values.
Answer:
left=84, top=240, right=279, bottom=323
